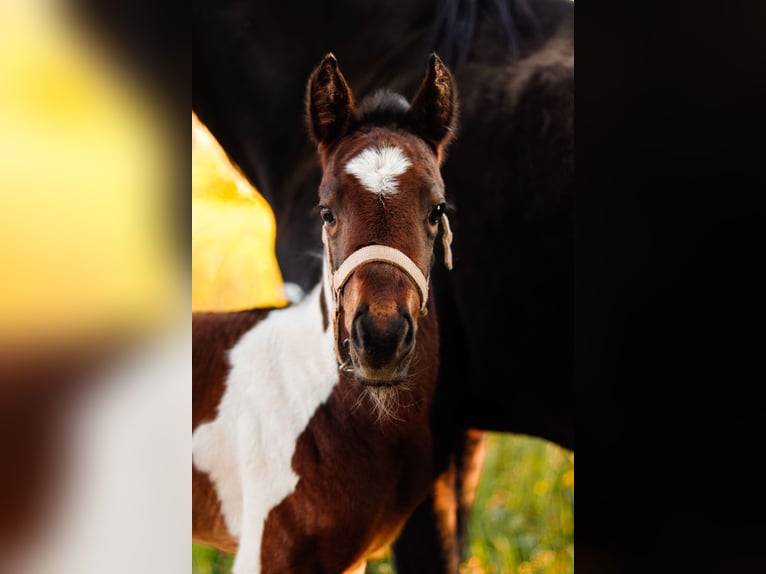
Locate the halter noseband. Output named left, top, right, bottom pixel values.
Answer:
left=322, top=214, right=454, bottom=367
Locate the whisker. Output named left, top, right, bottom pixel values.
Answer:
left=350, top=388, right=367, bottom=415
left=363, top=386, right=405, bottom=424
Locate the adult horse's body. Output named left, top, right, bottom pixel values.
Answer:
left=193, top=54, right=462, bottom=572
left=193, top=0, right=573, bottom=570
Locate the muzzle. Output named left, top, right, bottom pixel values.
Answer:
left=322, top=213, right=453, bottom=367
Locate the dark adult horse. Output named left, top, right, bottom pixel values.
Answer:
left=193, top=0, right=573, bottom=571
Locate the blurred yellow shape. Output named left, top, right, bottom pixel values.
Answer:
left=0, top=0, right=179, bottom=349
left=192, top=113, right=287, bottom=311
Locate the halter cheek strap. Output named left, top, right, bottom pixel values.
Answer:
left=322, top=214, right=454, bottom=367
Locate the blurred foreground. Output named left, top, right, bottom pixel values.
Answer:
left=0, top=1, right=188, bottom=573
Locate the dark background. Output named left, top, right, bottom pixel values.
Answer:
left=575, top=1, right=766, bottom=572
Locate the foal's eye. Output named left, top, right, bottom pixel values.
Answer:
left=319, top=206, right=335, bottom=225
left=428, top=203, right=446, bottom=225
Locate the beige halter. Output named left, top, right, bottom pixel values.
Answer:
left=322, top=214, right=454, bottom=366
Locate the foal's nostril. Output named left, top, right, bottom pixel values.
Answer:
left=401, top=311, right=414, bottom=349
left=350, top=305, right=368, bottom=350
left=350, top=317, right=363, bottom=349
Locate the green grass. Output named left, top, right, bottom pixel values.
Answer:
left=457, top=433, right=573, bottom=574
left=192, top=543, right=234, bottom=574
left=193, top=433, right=574, bottom=574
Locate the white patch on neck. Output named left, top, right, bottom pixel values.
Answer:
left=344, top=145, right=411, bottom=197
left=191, top=282, right=337, bottom=574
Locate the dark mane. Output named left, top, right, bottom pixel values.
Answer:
left=348, top=86, right=457, bottom=154
left=351, top=90, right=410, bottom=129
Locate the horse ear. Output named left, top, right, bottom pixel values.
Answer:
left=406, top=53, right=458, bottom=153
left=306, top=53, right=355, bottom=146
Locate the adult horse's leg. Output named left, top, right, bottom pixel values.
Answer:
left=393, top=474, right=460, bottom=574
left=455, top=429, right=487, bottom=553
left=392, top=429, right=486, bottom=573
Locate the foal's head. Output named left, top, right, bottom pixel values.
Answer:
left=306, top=53, right=457, bottom=385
